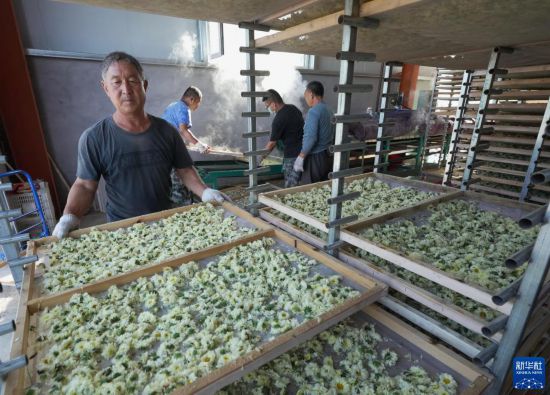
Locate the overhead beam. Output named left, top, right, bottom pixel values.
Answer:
left=257, top=0, right=321, bottom=24
left=255, top=0, right=423, bottom=49
left=255, top=11, right=342, bottom=48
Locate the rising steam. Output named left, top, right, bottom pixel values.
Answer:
left=167, top=24, right=309, bottom=152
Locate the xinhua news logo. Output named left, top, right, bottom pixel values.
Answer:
left=513, top=357, right=546, bottom=390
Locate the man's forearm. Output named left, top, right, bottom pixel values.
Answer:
left=300, top=134, right=316, bottom=157
left=179, top=125, right=199, bottom=145
left=265, top=141, right=277, bottom=151
left=177, top=167, right=207, bottom=198
left=64, top=181, right=98, bottom=218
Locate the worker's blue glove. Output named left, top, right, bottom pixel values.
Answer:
left=201, top=188, right=231, bottom=203
left=293, top=156, right=305, bottom=172
left=52, top=214, right=80, bottom=239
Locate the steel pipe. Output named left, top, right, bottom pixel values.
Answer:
left=338, top=15, right=379, bottom=28
left=242, top=131, right=270, bottom=138
left=336, top=51, right=376, bottom=62
left=237, top=22, right=270, bottom=31
left=0, top=209, right=22, bottom=220
left=0, top=233, right=29, bottom=245
left=518, top=204, right=548, bottom=229
left=482, top=315, right=508, bottom=337
left=0, top=355, right=28, bottom=377
left=531, top=169, right=550, bottom=184
left=239, top=47, right=270, bottom=54
left=240, top=70, right=270, bottom=77
left=326, top=215, right=358, bottom=229
left=505, top=243, right=534, bottom=268
left=241, top=112, right=270, bottom=118
left=327, top=191, right=361, bottom=205
left=328, top=167, right=363, bottom=180
left=492, top=278, right=522, bottom=306
left=334, top=84, right=373, bottom=93
left=243, top=166, right=270, bottom=176
left=8, top=255, right=38, bottom=268
left=241, top=91, right=270, bottom=98
left=473, top=342, right=499, bottom=366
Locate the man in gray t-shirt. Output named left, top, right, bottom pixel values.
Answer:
left=77, top=116, right=193, bottom=221
left=53, top=51, right=228, bottom=238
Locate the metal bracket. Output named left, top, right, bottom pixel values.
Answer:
left=328, top=167, right=363, bottom=179
left=336, top=51, right=376, bottom=62
left=0, top=355, right=28, bottom=377
left=334, top=84, right=373, bottom=93
left=327, top=191, right=360, bottom=205
left=326, top=214, right=358, bottom=229
left=337, top=15, right=379, bottom=28
left=237, top=22, right=270, bottom=31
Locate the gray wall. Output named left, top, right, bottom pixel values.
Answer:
left=14, top=0, right=200, bottom=59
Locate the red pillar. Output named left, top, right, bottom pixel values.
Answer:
left=0, top=0, right=60, bottom=214
left=399, top=64, right=420, bottom=110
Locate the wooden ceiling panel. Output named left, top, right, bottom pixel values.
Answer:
left=261, top=0, right=367, bottom=31
left=256, top=0, right=550, bottom=68
left=58, top=0, right=550, bottom=69
left=57, top=0, right=301, bottom=25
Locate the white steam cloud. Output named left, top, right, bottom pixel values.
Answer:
left=166, top=24, right=309, bottom=153
left=170, top=32, right=198, bottom=64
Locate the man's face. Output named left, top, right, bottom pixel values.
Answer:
left=304, top=89, right=314, bottom=107
left=264, top=100, right=274, bottom=112
left=101, top=61, right=147, bottom=115
left=188, top=97, right=201, bottom=111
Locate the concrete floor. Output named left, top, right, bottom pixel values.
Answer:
left=0, top=210, right=108, bottom=363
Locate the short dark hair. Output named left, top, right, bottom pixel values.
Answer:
left=262, top=89, right=284, bottom=104
left=306, top=81, right=324, bottom=98
left=101, top=51, right=144, bottom=80
left=182, top=86, right=202, bottom=101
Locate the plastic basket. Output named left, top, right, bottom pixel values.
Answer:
left=5, top=180, right=57, bottom=237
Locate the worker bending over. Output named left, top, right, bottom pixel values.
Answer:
left=53, top=51, right=227, bottom=238
left=294, top=81, right=334, bottom=183
left=261, top=89, right=304, bottom=188
left=162, top=86, right=210, bottom=206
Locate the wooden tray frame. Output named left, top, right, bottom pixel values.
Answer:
left=258, top=172, right=459, bottom=233
left=362, top=305, right=492, bottom=395
left=27, top=202, right=271, bottom=302
left=6, top=266, right=491, bottom=395
left=5, top=211, right=386, bottom=394
left=340, top=190, right=540, bottom=315
left=259, top=207, right=502, bottom=342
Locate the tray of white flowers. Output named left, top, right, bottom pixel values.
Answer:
left=27, top=202, right=269, bottom=298
left=340, top=190, right=540, bottom=315
left=258, top=172, right=459, bottom=233
left=221, top=305, right=492, bottom=394
left=6, top=227, right=386, bottom=394
left=260, top=207, right=503, bottom=348
left=259, top=207, right=328, bottom=248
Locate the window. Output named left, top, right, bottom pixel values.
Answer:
left=197, top=21, right=224, bottom=62
left=208, top=22, right=224, bottom=59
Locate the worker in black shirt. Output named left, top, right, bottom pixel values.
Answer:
left=261, top=89, right=304, bottom=188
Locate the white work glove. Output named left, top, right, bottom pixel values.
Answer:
left=293, top=156, right=305, bottom=172
left=197, top=142, right=210, bottom=154
left=52, top=214, right=80, bottom=239
left=201, top=188, right=231, bottom=203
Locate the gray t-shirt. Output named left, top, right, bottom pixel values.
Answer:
left=77, top=115, right=193, bottom=221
